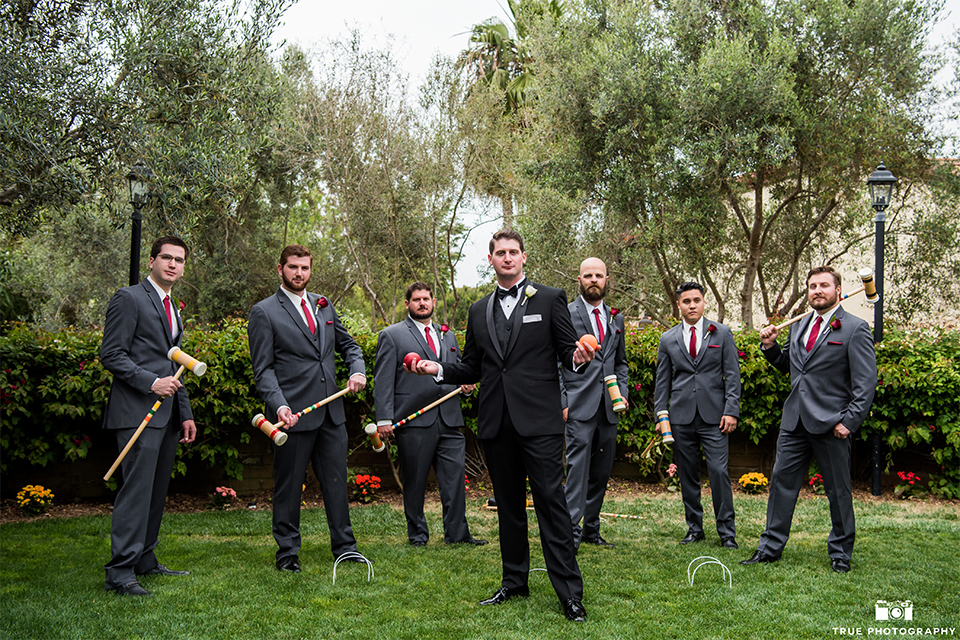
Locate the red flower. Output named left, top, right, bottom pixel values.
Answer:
left=707, top=324, right=717, bottom=334
left=830, top=318, right=841, bottom=330
left=610, top=308, right=620, bottom=317
left=318, top=296, right=329, bottom=308
left=440, top=324, right=450, bottom=333
left=737, top=350, right=746, bottom=358
left=929, top=425, right=936, bottom=432
left=634, top=383, right=641, bottom=392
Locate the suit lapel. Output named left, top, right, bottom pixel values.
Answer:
left=576, top=299, right=607, bottom=361
left=278, top=289, right=320, bottom=352
left=694, top=319, right=713, bottom=365
left=676, top=323, right=694, bottom=363
left=503, top=280, right=528, bottom=359
left=141, top=280, right=174, bottom=347
left=404, top=317, right=433, bottom=359
left=807, top=306, right=842, bottom=359
left=485, top=293, right=504, bottom=361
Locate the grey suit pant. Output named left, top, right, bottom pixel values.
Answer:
left=757, top=421, right=855, bottom=561
left=564, top=406, right=617, bottom=546
left=105, top=419, right=180, bottom=589
left=272, top=420, right=357, bottom=561
left=673, top=411, right=735, bottom=540
left=395, top=418, right=472, bottom=544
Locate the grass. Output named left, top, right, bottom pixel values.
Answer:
left=1, top=492, right=958, bottom=640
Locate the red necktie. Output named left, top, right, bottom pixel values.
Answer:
left=425, top=326, right=438, bottom=356
left=593, top=308, right=604, bottom=344
left=689, top=326, right=697, bottom=359
left=806, top=316, right=822, bottom=353
left=163, top=295, right=174, bottom=337
left=301, top=298, right=316, bottom=334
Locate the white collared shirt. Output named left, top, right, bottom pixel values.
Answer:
left=682, top=317, right=705, bottom=356
left=410, top=316, right=439, bottom=356
left=581, top=297, right=606, bottom=341
left=497, top=283, right=522, bottom=319
left=280, top=286, right=314, bottom=331
left=146, top=276, right=177, bottom=339
left=801, top=304, right=839, bottom=347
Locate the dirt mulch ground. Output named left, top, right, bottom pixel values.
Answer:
left=2, top=478, right=954, bottom=525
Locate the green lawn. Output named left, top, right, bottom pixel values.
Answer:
left=1, top=492, right=958, bottom=640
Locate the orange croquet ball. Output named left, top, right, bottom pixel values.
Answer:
left=579, top=334, right=599, bottom=351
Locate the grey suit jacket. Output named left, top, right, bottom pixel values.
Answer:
left=654, top=318, right=741, bottom=425
left=101, top=279, right=193, bottom=430
left=763, top=305, right=877, bottom=434
left=559, top=299, right=629, bottom=422
left=374, top=317, right=464, bottom=428
left=248, top=289, right=365, bottom=430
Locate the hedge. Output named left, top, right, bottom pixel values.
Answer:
left=2, top=321, right=957, bottom=497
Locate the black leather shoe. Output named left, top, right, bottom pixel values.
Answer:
left=680, top=531, right=705, bottom=545
left=138, top=563, right=190, bottom=576
left=479, top=585, right=529, bottom=605
left=276, top=556, right=301, bottom=573
left=410, top=540, right=427, bottom=547
left=740, top=550, right=779, bottom=565
left=721, top=538, right=739, bottom=550
left=583, top=535, right=614, bottom=548
left=337, top=553, right=372, bottom=564
left=832, top=558, right=850, bottom=573
left=110, top=581, right=151, bottom=596
left=562, top=598, right=587, bottom=622
left=449, top=537, right=488, bottom=546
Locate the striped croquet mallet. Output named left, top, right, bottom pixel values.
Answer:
left=103, top=347, right=208, bottom=481
left=251, top=387, right=351, bottom=445
left=364, top=387, right=463, bottom=453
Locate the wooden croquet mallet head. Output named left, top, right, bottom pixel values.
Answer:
left=364, top=424, right=386, bottom=452
left=251, top=414, right=289, bottom=446
left=657, top=410, right=675, bottom=444
left=858, top=268, right=879, bottom=304
left=603, top=375, right=627, bottom=413
left=167, top=346, right=207, bottom=376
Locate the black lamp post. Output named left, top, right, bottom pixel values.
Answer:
left=126, top=161, right=153, bottom=286
left=866, top=161, right=898, bottom=496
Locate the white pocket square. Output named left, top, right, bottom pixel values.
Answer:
left=522, top=314, right=542, bottom=323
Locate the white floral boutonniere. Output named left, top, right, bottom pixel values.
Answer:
left=521, top=285, right=537, bottom=306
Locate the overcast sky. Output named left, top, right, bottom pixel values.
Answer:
left=271, top=1, right=958, bottom=287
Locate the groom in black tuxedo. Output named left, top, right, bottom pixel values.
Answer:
left=409, top=229, right=595, bottom=622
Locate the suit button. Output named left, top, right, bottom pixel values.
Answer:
left=321, top=378, right=325, bottom=382
left=502, top=368, right=507, bottom=373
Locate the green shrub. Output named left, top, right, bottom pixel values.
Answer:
left=2, top=321, right=957, bottom=496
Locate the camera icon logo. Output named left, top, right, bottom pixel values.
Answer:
left=875, top=600, right=913, bottom=621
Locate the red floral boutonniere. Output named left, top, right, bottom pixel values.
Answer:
left=707, top=324, right=717, bottom=334
left=830, top=318, right=841, bottom=331
left=440, top=324, right=450, bottom=334
left=610, top=308, right=620, bottom=317
left=318, top=296, right=329, bottom=308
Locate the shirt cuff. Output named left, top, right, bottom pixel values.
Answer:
left=434, top=364, right=444, bottom=382
left=376, top=419, right=392, bottom=427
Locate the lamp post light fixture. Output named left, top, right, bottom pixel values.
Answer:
left=126, top=161, right=153, bottom=286
left=865, top=161, right=898, bottom=497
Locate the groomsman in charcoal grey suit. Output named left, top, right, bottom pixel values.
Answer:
left=101, top=236, right=196, bottom=596
left=654, top=281, right=741, bottom=549
left=373, top=281, right=485, bottom=547
left=559, top=258, right=629, bottom=550
left=743, top=265, right=877, bottom=573
left=248, top=244, right=369, bottom=573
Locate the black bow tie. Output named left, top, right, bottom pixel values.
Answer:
left=496, top=284, right=520, bottom=300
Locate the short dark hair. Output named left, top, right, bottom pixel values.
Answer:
left=279, top=244, right=312, bottom=268
left=676, top=281, right=704, bottom=298
left=405, top=281, right=432, bottom=301
left=489, top=228, right=524, bottom=254
left=806, top=265, right=841, bottom=288
left=150, top=236, right=189, bottom=260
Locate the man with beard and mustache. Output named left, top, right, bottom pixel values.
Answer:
left=559, top=258, right=629, bottom=551
left=655, top=281, right=741, bottom=549
left=743, top=266, right=877, bottom=573
left=248, top=244, right=369, bottom=572
left=373, top=281, right=485, bottom=547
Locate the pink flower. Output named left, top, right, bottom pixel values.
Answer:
left=737, top=350, right=746, bottom=358
left=318, top=296, right=329, bottom=308
left=667, top=463, right=677, bottom=477
left=830, top=318, right=841, bottom=330
left=634, top=383, right=641, bottom=392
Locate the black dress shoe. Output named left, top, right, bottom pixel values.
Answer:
left=680, top=531, right=705, bottom=545
left=276, top=556, right=301, bottom=573
left=138, top=563, right=190, bottom=576
left=479, top=585, right=529, bottom=605
left=721, top=538, right=739, bottom=550
left=740, top=550, right=779, bottom=565
left=449, top=537, right=488, bottom=546
left=410, top=540, right=427, bottom=547
left=832, top=558, right=850, bottom=573
left=583, top=535, right=614, bottom=548
left=110, top=581, right=151, bottom=596
left=337, top=553, right=372, bottom=564
left=562, top=598, right=587, bottom=622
